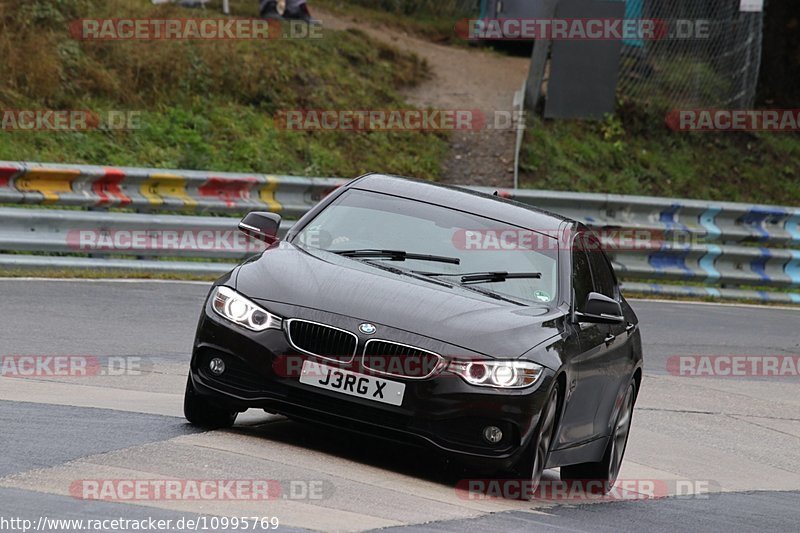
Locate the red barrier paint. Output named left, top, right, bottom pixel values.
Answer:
left=0, top=165, right=20, bottom=188
left=199, top=177, right=258, bottom=208
left=93, top=168, right=131, bottom=206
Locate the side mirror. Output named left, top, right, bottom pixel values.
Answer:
left=576, top=292, right=624, bottom=324
left=239, top=211, right=282, bottom=244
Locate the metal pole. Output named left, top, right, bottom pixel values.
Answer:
left=524, top=0, right=559, bottom=110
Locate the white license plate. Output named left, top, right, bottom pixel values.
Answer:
left=299, top=360, right=405, bottom=407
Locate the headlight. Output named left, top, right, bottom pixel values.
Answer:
left=447, top=360, right=543, bottom=388
left=211, top=286, right=282, bottom=332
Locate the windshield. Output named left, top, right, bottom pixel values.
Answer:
left=293, top=189, right=559, bottom=305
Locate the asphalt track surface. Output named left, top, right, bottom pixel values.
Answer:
left=1, top=279, right=799, bottom=532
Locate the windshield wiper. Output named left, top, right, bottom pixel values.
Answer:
left=414, top=271, right=542, bottom=284
left=455, top=283, right=527, bottom=306
left=348, top=261, right=527, bottom=305
left=353, top=260, right=457, bottom=289
left=331, top=249, right=460, bottom=265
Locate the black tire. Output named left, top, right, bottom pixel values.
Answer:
left=560, top=381, right=636, bottom=494
left=183, top=375, right=238, bottom=429
left=513, top=384, right=560, bottom=500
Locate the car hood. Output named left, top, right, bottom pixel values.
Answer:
left=233, top=242, right=563, bottom=358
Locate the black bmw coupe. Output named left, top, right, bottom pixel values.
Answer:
left=184, top=174, right=643, bottom=495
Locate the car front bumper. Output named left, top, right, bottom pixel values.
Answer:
left=189, top=299, right=555, bottom=468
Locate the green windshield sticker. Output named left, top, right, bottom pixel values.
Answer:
left=534, top=290, right=551, bottom=302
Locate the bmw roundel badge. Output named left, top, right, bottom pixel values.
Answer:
left=359, top=323, right=377, bottom=335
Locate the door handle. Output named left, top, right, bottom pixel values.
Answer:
left=625, top=322, right=635, bottom=335
left=604, top=334, right=616, bottom=346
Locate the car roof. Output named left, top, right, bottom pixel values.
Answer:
left=348, top=173, right=572, bottom=233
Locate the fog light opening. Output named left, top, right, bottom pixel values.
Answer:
left=209, top=357, right=226, bottom=376
left=483, top=425, right=503, bottom=444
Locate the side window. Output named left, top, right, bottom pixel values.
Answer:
left=572, top=247, right=593, bottom=312
left=586, top=236, right=618, bottom=300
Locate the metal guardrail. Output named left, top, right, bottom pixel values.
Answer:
left=469, top=188, right=800, bottom=291
left=0, top=207, right=295, bottom=258
left=0, top=205, right=298, bottom=276
left=1, top=162, right=799, bottom=303
left=0, top=207, right=296, bottom=276
left=0, top=162, right=344, bottom=217
left=620, top=282, right=800, bottom=305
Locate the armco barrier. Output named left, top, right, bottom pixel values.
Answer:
left=473, top=187, right=800, bottom=293
left=0, top=207, right=294, bottom=259
left=472, top=188, right=800, bottom=247
left=0, top=206, right=297, bottom=276
left=0, top=162, right=345, bottom=216
left=621, top=282, right=800, bottom=305
left=0, top=253, right=232, bottom=277
left=1, top=161, right=799, bottom=303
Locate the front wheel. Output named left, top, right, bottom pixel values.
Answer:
left=183, top=375, right=238, bottom=429
left=560, top=381, right=636, bottom=493
left=513, top=384, right=560, bottom=500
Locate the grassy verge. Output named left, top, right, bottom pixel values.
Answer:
left=0, top=0, right=448, bottom=179
left=520, top=102, right=800, bottom=205
left=314, top=0, right=474, bottom=44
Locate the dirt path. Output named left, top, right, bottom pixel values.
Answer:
left=315, top=8, right=529, bottom=187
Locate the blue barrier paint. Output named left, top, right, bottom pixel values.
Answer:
left=659, top=204, right=689, bottom=232
left=699, top=245, right=722, bottom=282
left=648, top=250, right=693, bottom=277
left=787, top=213, right=800, bottom=244
left=786, top=250, right=800, bottom=286
left=739, top=207, right=787, bottom=241
left=704, top=287, right=722, bottom=297
left=750, top=248, right=772, bottom=282
left=700, top=207, right=722, bottom=240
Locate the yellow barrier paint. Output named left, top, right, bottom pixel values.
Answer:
left=140, top=173, right=197, bottom=208
left=14, top=168, right=81, bottom=203
left=259, top=176, right=282, bottom=212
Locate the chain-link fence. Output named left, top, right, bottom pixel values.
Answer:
left=345, top=0, right=764, bottom=109
left=618, top=0, right=764, bottom=109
